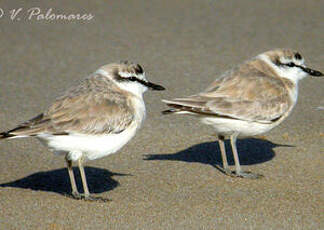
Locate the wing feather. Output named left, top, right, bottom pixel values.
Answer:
left=4, top=75, right=134, bottom=137
left=164, top=67, right=291, bottom=123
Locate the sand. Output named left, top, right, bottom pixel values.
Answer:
left=0, top=0, right=323, bottom=229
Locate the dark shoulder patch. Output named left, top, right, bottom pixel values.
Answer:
left=135, top=64, right=144, bottom=74
left=113, top=69, right=124, bottom=81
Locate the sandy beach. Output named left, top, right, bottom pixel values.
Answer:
left=0, top=1, right=323, bottom=229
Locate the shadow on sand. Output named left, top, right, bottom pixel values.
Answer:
left=0, top=166, right=130, bottom=196
left=144, top=138, right=294, bottom=170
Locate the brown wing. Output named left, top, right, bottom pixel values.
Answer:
left=163, top=69, right=291, bottom=123
left=3, top=76, right=135, bottom=137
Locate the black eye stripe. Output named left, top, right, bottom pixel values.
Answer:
left=113, top=70, right=141, bottom=82
left=285, top=62, right=295, bottom=67
left=127, top=76, right=148, bottom=85
left=128, top=76, right=136, bottom=81
left=276, top=53, right=303, bottom=67
left=272, top=58, right=322, bottom=76
left=114, top=73, right=165, bottom=90
left=275, top=60, right=295, bottom=67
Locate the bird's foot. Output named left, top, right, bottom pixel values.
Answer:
left=82, top=195, right=111, bottom=202
left=70, top=191, right=82, bottom=199
left=232, top=171, right=263, bottom=179
left=219, top=167, right=263, bottom=179
left=221, top=167, right=235, bottom=176
left=67, top=192, right=110, bottom=202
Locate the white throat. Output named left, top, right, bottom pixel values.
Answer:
left=117, top=81, right=147, bottom=98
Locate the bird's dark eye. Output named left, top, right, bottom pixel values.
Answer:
left=294, top=53, right=302, bottom=60
left=128, top=76, right=138, bottom=82
left=274, top=59, right=281, bottom=66
left=286, top=62, right=295, bottom=67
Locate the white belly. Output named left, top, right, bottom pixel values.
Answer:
left=38, top=123, right=138, bottom=161
left=201, top=117, right=278, bottom=137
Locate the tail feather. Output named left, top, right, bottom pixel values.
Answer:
left=161, top=109, right=177, bottom=115
left=0, top=126, right=25, bottom=140
left=162, top=98, right=210, bottom=116
left=162, top=100, right=221, bottom=117
left=0, top=124, right=38, bottom=140
left=0, top=126, right=42, bottom=139
left=161, top=103, right=200, bottom=115
left=0, top=113, right=48, bottom=139
left=0, top=131, right=16, bottom=139
left=161, top=102, right=187, bottom=115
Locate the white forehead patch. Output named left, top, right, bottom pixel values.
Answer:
left=280, top=56, right=305, bottom=66
left=94, top=69, right=110, bottom=77
left=119, top=71, right=146, bottom=80
left=119, top=71, right=133, bottom=78
left=279, top=56, right=291, bottom=64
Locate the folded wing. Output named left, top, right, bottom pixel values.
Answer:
left=163, top=70, right=291, bottom=123
left=1, top=77, right=134, bottom=138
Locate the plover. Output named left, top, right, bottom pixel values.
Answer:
left=162, top=49, right=322, bottom=178
left=1, top=62, right=165, bottom=200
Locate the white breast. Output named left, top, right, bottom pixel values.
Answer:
left=201, top=117, right=277, bottom=137
left=131, top=95, right=146, bottom=127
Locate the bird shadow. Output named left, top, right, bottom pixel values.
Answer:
left=0, top=166, right=130, bottom=196
left=144, top=138, right=294, bottom=169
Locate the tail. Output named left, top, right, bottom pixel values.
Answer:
left=161, top=99, right=185, bottom=115
left=161, top=105, right=199, bottom=115
left=161, top=109, right=178, bottom=115
left=0, top=125, right=28, bottom=139
left=161, top=99, right=194, bottom=115
left=0, top=124, right=36, bottom=140
left=0, top=131, right=16, bottom=139
left=161, top=98, right=213, bottom=116
left=0, top=126, right=38, bottom=140
left=0, top=113, right=47, bottom=140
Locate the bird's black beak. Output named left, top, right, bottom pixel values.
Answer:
left=145, top=81, right=166, bottom=90
left=300, top=66, right=323, bottom=77
left=127, top=77, right=166, bottom=90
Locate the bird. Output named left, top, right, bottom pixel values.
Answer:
left=1, top=61, right=165, bottom=200
left=162, top=49, right=323, bottom=179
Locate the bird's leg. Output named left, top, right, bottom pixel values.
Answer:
left=78, top=157, right=90, bottom=199
left=65, top=156, right=81, bottom=199
left=77, top=157, right=110, bottom=202
left=217, top=135, right=231, bottom=175
left=230, top=132, right=242, bottom=174
left=230, top=133, right=263, bottom=179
